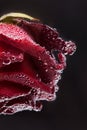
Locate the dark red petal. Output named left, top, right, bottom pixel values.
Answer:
left=40, top=25, right=76, bottom=55
left=15, top=19, right=76, bottom=55
left=0, top=85, right=56, bottom=114
left=0, top=23, right=60, bottom=87
left=0, top=52, right=54, bottom=96
left=0, top=81, right=31, bottom=100
left=0, top=41, right=24, bottom=68
left=0, top=23, right=45, bottom=57
left=0, top=80, right=56, bottom=114
left=0, top=92, right=42, bottom=114
left=0, top=19, right=76, bottom=114
left=0, top=72, right=53, bottom=94
left=0, top=23, right=57, bottom=68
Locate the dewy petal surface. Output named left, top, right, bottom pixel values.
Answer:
left=0, top=23, right=59, bottom=90
left=0, top=13, right=76, bottom=114
left=15, top=19, right=76, bottom=55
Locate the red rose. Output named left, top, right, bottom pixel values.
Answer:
left=0, top=13, right=76, bottom=114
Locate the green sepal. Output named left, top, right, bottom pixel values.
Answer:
left=0, top=12, right=39, bottom=23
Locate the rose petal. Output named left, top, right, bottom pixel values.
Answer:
left=0, top=81, right=31, bottom=99
left=0, top=92, right=42, bottom=114
left=0, top=53, right=54, bottom=96
left=0, top=23, right=59, bottom=86
left=0, top=16, right=76, bottom=115
left=15, top=19, right=76, bottom=55
left=0, top=41, right=24, bottom=68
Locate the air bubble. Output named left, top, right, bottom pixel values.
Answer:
left=3, top=58, right=11, bottom=65
left=52, top=37, right=55, bottom=40
left=44, top=62, right=48, bottom=65
left=38, top=57, right=41, bottom=60
left=50, top=81, right=53, bottom=85
left=50, top=66, right=53, bottom=69
left=21, top=74, right=25, bottom=78
left=45, top=69, right=48, bottom=72
left=25, top=80, right=30, bottom=86
left=37, top=88, right=41, bottom=95
left=30, top=80, right=34, bottom=84
left=47, top=36, right=50, bottom=39
left=36, top=74, right=39, bottom=77
left=39, top=78, right=41, bottom=82
left=11, top=56, right=16, bottom=61
left=3, top=74, right=9, bottom=80
left=55, top=85, right=59, bottom=92
left=18, top=53, right=24, bottom=61
left=53, top=79, right=58, bottom=85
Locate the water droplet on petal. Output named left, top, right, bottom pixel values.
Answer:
left=45, top=69, right=48, bottom=72
left=44, top=62, right=48, bottom=65
left=39, top=78, right=41, bottom=82
left=11, top=56, right=16, bottom=61
left=50, top=66, right=53, bottom=69
left=3, top=58, right=11, bottom=65
left=50, top=81, right=53, bottom=85
left=55, top=85, right=59, bottom=92
left=38, top=56, right=41, bottom=60
left=36, top=74, right=39, bottom=77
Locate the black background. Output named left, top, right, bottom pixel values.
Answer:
left=0, top=0, right=87, bottom=130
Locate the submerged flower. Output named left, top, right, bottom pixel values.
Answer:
left=0, top=12, right=76, bottom=114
